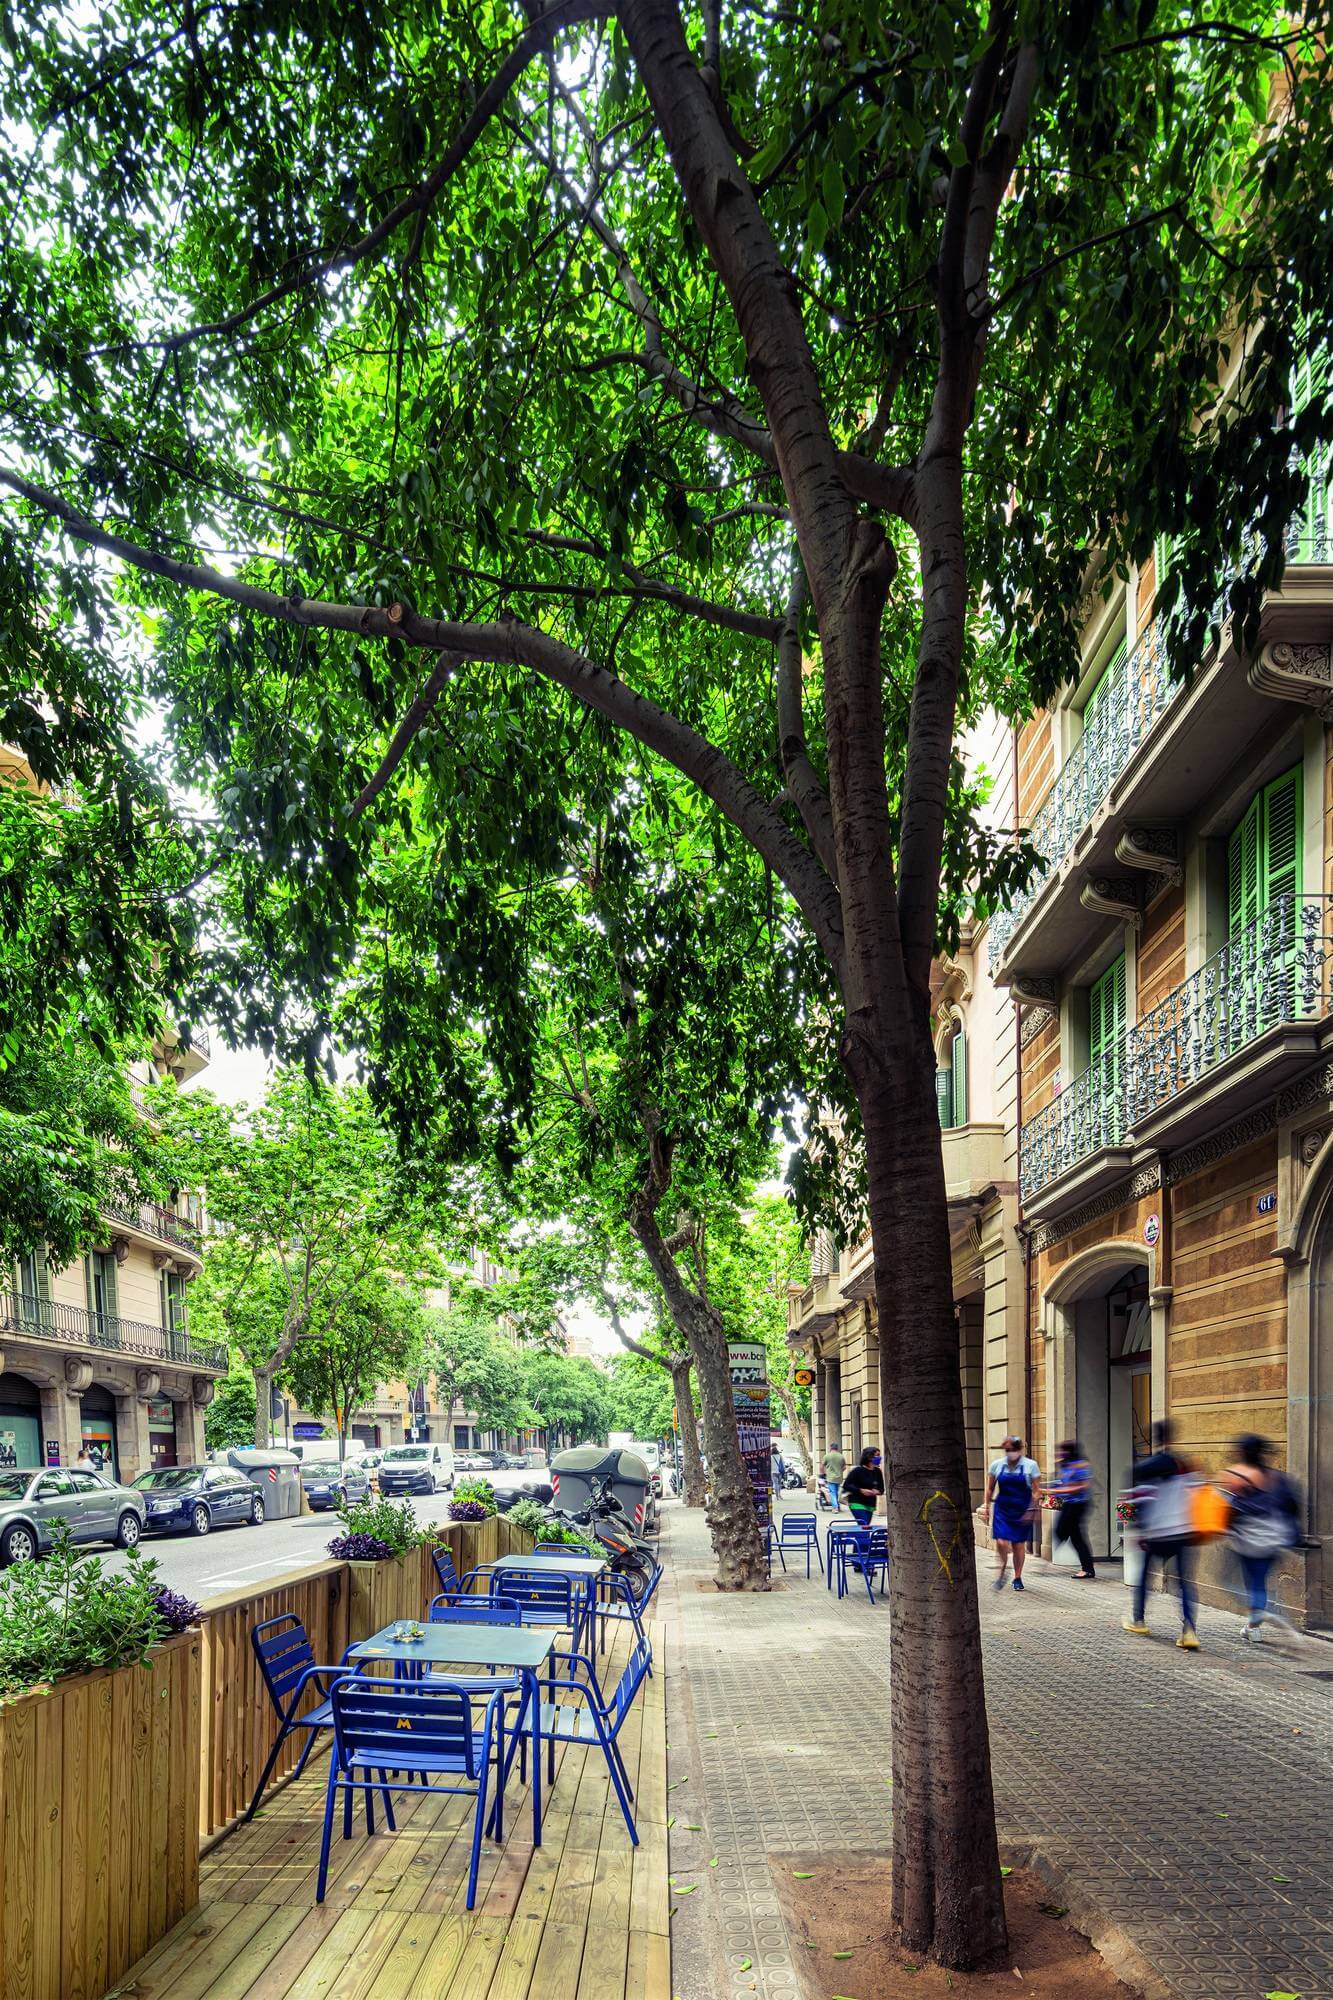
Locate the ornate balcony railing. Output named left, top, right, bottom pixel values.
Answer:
left=1020, top=895, right=1333, bottom=1199
left=0, top=1290, right=227, bottom=1373
left=991, top=497, right=1331, bottom=968
left=103, top=1198, right=203, bottom=1254
left=1019, top=1038, right=1129, bottom=1200
left=1128, top=895, right=1333, bottom=1126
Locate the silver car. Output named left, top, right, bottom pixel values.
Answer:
left=0, top=1466, right=147, bottom=1565
left=300, top=1459, right=371, bottom=1511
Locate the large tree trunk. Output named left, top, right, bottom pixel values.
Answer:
left=253, top=1365, right=273, bottom=1448
left=631, top=1214, right=767, bottom=1588
left=857, top=1050, right=1006, bottom=1966
left=670, top=1355, right=706, bottom=1505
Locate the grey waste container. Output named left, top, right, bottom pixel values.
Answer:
left=551, top=1445, right=651, bottom=1530
left=227, top=1447, right=303, bottom=1520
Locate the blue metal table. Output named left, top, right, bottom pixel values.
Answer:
left=485, top=1551, right=607, bottom=1651
left=349, top=1621, right=555, bottom=1842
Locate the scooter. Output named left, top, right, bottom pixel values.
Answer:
left=550, top=1477, right=656, bottom=1600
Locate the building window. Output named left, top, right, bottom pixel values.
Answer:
left=160, top=1269, right=188, bottom=1343
left=1228, top=763, right=1301, bottom=937
left=1089, top=954, right=1126, bottom=1085
left=13, top=1246, right=51, bottom=1306
left=936, top=1021, right=967, bottom=1129
left=84, top=1249, right=120, bottom=1329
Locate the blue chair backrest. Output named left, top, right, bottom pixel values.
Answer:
left=331, top=1676, right=478, bottom=1778
left=489, top=1569, right=576, bottom=1620
left=780, top=1514, right=816, bottom=1536
left=429, top=1593, right=522, bottom=1625
left=252, top=1614, right=316, bottom=1710
left=610, top=1638, right=652, bottom=1732
left=433, top=1546, right=462, bottom=1595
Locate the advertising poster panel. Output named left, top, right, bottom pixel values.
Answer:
left=727, top=1341, right=771, bottom=1515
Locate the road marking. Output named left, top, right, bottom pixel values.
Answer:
left=201, top=1553, right=321, bottom=1586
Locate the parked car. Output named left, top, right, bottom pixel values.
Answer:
left=0, top=1466, right=147, bottom=1564
left=300, top=1458, right=371, bottom=1510
left=453, top=1451, right=495, bottom=1475
left=359, top=1450, right=384, bottom=1489
left=133, top=1463, right=266, bottom=1537
left=629, top=1441, right=664, bottom=1498
left=376, top=1441, right=455, bottom=1495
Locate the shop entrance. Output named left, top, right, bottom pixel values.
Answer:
left=0, top=1371, right=42, bottom=1469
left=956, top=1293, right=985, bottom=1506
left=1069, top=1262, right=1152, bottom=1559
left=80, top=1383, right=120, bottom=1480
left=148, top=1397, right=178, bottom=1469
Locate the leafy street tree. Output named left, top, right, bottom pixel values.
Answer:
left=710, top=1195, right=813, bottom=1470
left=282, top=1276, right=426, bottom=1461
left=3, top=0, right=1330, bottom=1962
left=424, top=1285, right=530, bottom=1440
left=153, top=1073, right=436, bottom=1444
left=0, top=1035, right=167, bottom=1269
left=605, top=1345, right=679, bottom=1447
left=519, top=1347, right=612, bottom=1451
left=202, top=1359, right=258, bottom=1454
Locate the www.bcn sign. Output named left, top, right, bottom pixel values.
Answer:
left=727, top=1342, right=771, bottom=1513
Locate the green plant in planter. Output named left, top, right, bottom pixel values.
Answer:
left=0, top=1527, right=195, bottom=1702
left=449, top=1476, right=496, bottom=1523
left=327, top=1494, right=423, bottom=1561
left=535, top=1520, right=602, bottom=1557
left=505, top=1498, right=549, bottom=1539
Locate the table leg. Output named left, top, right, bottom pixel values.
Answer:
left=529, top=1668, right=542, bottom=1847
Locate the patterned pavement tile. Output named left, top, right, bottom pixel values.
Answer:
left=657, top=1499, right=1333, bottom=2000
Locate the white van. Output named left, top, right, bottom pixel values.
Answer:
left=376, top=1441, right=455, bottom=1496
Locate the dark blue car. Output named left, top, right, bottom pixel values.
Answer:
left=133, top=1463, right=266, bottom=1536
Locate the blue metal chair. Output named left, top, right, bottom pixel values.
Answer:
left=778, top=1513, right=823, bottom=1578
left=318, top=1677, right=505, bottom=1909
left=482, top=1565, right=585, bottom=1643
left=246, top=1614, right=356, bottom=1821
left=499, top=1639, right=650, bottom=1844
left=827, top=1522, right=859, bottom=1591
left=596, top=1567, right=659, bottom=1662
left=428, top=1593, right=523, bottom=1627
left=432, top=1545, right=470, bottom=1601
left=840, top=1527, right=889, bottom=1603
left=762, top=1520, right=787, bottom=1574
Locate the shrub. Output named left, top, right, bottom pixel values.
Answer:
left=505, top=1498, right=549, bottom=1539
left=0, top=1528, right=187, bottom=1702
left=449, top=1477, right=496, bottom=1522
left=535, top=1520, right=602, bottom=1557
left=328, top=1494, right=422, bottom=1561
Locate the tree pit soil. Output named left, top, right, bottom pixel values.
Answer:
left=772, top=1854, right=1135, bottom=1999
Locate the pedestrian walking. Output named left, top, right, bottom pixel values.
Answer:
left=821, top=1440, right=846, bottom=1512
left=1050, top=1439, right=1097, bottom=1579
left=1219, top=1433, right=1302, bottom=1643
left=841, top=1447, right=884, bottom=1527
left=983, top=1435, right=1041, bottom=1591
left=1122, top=1419, right=1200, bottom=1648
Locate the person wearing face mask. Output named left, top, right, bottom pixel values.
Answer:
left=983, top=1435, right=1042, bottom=1591
left=841, top=1446, right=884, bottom=1526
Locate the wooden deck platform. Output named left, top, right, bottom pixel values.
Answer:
left=107, top=1624, right=669, bottom=2000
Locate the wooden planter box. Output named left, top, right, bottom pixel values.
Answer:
left=0, top=1629, right=202, bottom=2000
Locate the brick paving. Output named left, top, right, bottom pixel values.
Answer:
left=658, top=1498, right=1333, bottom=2000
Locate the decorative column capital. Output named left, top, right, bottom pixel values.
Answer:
left=1248, top=640, right=1333, bottom=720
left=1079, top=874, right=1145, bottom=927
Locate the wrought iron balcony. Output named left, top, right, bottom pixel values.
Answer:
left=0, top=1289, right=228, bottom=1373
left=102, top=1198, right=203, bottom=1255
left=1019, top=1040, right=1129, bottom=1201
left=991, top=500, right=1331, bottom=969
left=1020, top=895, right=1333, bottom=1200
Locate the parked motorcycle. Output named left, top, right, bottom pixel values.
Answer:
left=548, top=1476, right=656, bottom=1602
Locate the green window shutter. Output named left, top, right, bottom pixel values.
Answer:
left=84, top=1254, right=99, bottom=1320
left=1083, top=637, right=1126, bottom=725
left=1153, top=534, right=1174, bottom=606
left=1261, top=764, right=1302, bottom=914
left=35, top=1247, right=51, bottom=1304
left=950, top=1027, right=968, bottom=1126
left=1090, top=954, right=1126, bottom=1063
left=1227, top=793, right=1261, bottom=939
left=935, top=1066, right=953, bottom=1129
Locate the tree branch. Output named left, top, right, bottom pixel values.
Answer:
left=102, top=0, right=613, bottom=359
left=349, top=655, right=460, bottom=819
left=2, top=463, right=846, bottom=976
left=774, top=561, right=838, bottom=880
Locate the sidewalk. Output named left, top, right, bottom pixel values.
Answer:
left=658, top=1499, right=1333, bottom=2000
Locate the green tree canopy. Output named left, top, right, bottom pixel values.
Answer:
left=519, top=1348, right=611, bottom=1448
left=605, top=1346, right=679, bottom=1444
left=424, top=1284, right=530, bottom=1436
left=282, top=1274, right=426, bottom=1458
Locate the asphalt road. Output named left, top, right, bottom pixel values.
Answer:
left=102, top=1489, right=462, bottom=1598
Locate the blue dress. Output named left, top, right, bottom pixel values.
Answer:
left=991, top=1458, right=1037, bottom=1543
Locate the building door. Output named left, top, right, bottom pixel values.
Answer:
left=147, top=1397, right=178, bottom=1468
left=1070, top=1265, right=1150, bottom=1558
left=850, top=1393, right=863, bottom=1462
left=1128, top=1367, right=1152, bottom=1464
left=0, top=1371, right=42, bottom=1468
left=80, top=1384, right=119, bottom=1480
